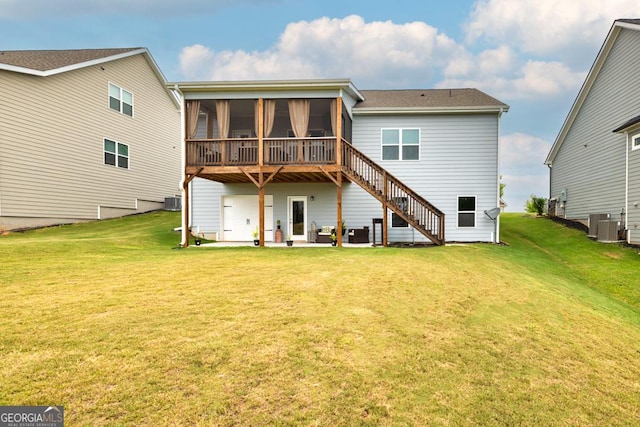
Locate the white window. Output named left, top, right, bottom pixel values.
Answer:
left=382, top=128, right=420, bottom=160
left=458, top=196, right=476, bottom=227
left=109, top=83, right=133, bottom=117
left=104, top=139, right=129, bottom=169
left=632, top=134, right=640, bottom=151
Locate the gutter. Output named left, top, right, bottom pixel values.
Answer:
left=353, top=105, right=509, bottom=115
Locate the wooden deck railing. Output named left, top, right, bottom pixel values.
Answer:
left=186, top=137, right=337, bottom=167
left=264, top=138, right=336, bottom=165
left=342, top=141, right=445, bottom=245
left=186, top=138, right=258, bottom=166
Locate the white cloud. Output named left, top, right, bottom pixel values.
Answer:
left=178, top=45, right=216, bottom=80
left=499, top=132, right=552, bottom=210
left=465, top=0, right=640, bottom=58
left=501, top=132, right=552, bottom=173
left=500, top=132, right=551, bottom=169
left=178, top=15, right=464, bottom=87
left=179, top=13, right=589, bottom=101
left=438, top=58, right=585, bottom=100
left=512, top=61, right=586, bottom=97
left=443, top=45, right=516, bottom=78
left=501, top=173, right=549, bottom=212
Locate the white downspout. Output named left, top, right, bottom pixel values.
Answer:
left=495, top=107, right=505, bottom=243
left=174, top=85, right=188, bottom=246
left=625, top=132, right=630, bottom=244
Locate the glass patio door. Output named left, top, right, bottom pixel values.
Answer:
left=287, top=196, right=307, bottom=241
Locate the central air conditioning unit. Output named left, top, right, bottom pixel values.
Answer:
left=164, top=196, right=181, bottom=211
left=597, top=220, right=621, bottom=243
left=588, top=213, right=610, bottom=238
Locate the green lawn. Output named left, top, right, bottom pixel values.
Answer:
left=1, top=212, right=639, bottom=425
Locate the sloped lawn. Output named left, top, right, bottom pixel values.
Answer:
left=1, top=212, right=638, bottom=425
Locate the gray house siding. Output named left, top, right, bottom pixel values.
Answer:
left=350, top=113, right=500, bottom=242
left=0, top=53, right=181, bottom=229
left=550, top=28, right=640, bottom=223
left=191, top=179, right=338, bottom=240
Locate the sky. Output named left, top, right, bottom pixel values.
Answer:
left=2, top=0, right=639, bottom=211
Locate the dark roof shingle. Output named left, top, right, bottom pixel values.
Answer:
left=355, top=88, right=508, bottom=110
left=0, top=48, right=142, bottom=72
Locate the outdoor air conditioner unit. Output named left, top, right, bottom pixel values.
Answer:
left=164, top=196, right=181, bottom=211
left=588, top=213, right=610, bottom=238
left=597, top=220, right=620, bottom=243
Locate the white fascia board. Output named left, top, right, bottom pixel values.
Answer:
left=167, top=78, right=364, bottom=101
left=180, top=89, right=344, bottom=100
left=353, top=106, right=509, bottom=115
left=0, top=48, right=149, bottom=77
left=0, top=63, right=45, bottom=75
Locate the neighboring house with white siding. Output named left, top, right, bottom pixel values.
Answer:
left=170, top=79, right=508, bottom=246
left=545, top=19, right=640, bottom=244
left=0, top=48, right=181, bottom=230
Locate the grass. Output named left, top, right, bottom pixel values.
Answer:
left=1, top=211, right=639, bottom=425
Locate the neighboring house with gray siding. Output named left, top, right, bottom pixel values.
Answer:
left=0, top=48, right=181, bottom=230
left=545, top=19, right=640, bottom=244
left=171, top=79, right=508, bottom=246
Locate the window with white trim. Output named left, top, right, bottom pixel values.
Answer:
left=632, top=134, right=640, bottom=151
left=382, top=128, right=420, bottom=160
left=109, top=83, right=133, bottom=117
left=457, top=196, right=476, bottom=227
left=104, top=138, right=129, bottom=169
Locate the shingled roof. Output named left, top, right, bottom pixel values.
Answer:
left=355, top=88, right=508, bottom=111
left=0, top=48, right=145, bottom=74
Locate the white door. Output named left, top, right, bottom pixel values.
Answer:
left=287, top=196, right=307, bottom=241
left=222, top=195, right=273, bottom=241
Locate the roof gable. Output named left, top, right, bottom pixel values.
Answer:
left=0, top=47, right=178, bottom=108
left=0, top=48, right=147, bottom=76
left=545, top=19, right=640, bottom=164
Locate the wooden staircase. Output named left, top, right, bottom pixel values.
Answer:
left=341, top=143, right=445, bottom=245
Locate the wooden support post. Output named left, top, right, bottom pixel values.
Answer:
left=336, top=97, right=343, bottom=166
left=182, top=179, right=190, bottom=247
left=258, top=172, right=264, bottom=247
left=336, top=96, right=344, bottom=247
left=259, top=173, right=265, bottom=247
left=258, top=98, right=265, bottom=247
left=383, top=172, right=388, bottom=247
left=337, top=171, right=343, bottom=247
left=258, top=98, right=264, bottom=167
left=181, top=168, right=203, bottom=248
left=382, top=203, right=388, bottom=247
